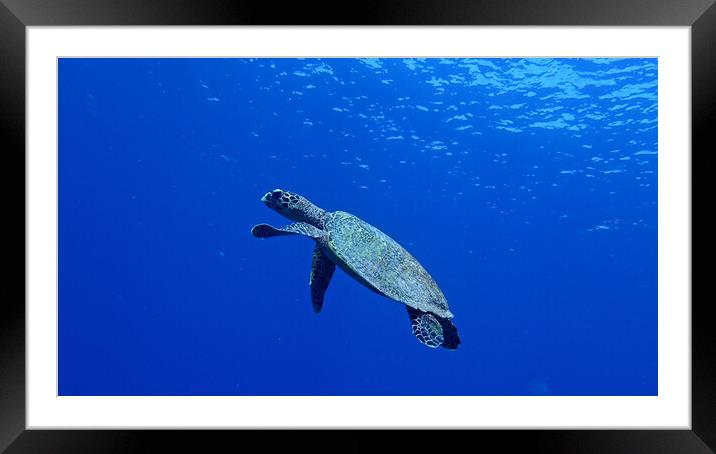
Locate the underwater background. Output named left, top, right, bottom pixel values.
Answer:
left=59, top=58, right=657, bottom=396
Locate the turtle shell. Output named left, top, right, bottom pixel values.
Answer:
left=323, top=211, right=453, bottom=319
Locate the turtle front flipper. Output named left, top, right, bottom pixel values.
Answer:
left=406, top=307, right=461, bottom=350
left=251, top=222, right=325, bottom=240
left=309, top=246, right=335, bottom=313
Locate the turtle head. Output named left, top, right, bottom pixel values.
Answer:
left=260, top=189, right=326, bottom=228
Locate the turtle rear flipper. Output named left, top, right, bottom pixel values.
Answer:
left=407, top=307, right=460, bottom=350
left=310, top=246, right=335, bottom=313
left=436, top=317, right=461, bottom=350
left=251, top=222, right=325, bottom=240
left=407, top=307, right=442, bottom=348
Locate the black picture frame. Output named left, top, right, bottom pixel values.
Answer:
left=1, top=1, right=710, bottom=452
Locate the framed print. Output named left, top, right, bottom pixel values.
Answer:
left=2, top=0, right=711, bottom=452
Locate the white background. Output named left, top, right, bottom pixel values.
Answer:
left=26, top=27, right=691, bottom=429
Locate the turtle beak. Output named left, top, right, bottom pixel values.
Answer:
left=261, top=189, right=283, bottom=206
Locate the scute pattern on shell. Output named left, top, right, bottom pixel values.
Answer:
left=325, top=211, right=453, bottom=319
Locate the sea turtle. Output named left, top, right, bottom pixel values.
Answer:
left=251, top=189, right=460, bottom=350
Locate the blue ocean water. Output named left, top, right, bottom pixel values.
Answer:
left=59, top=58, right=657, bottom=396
